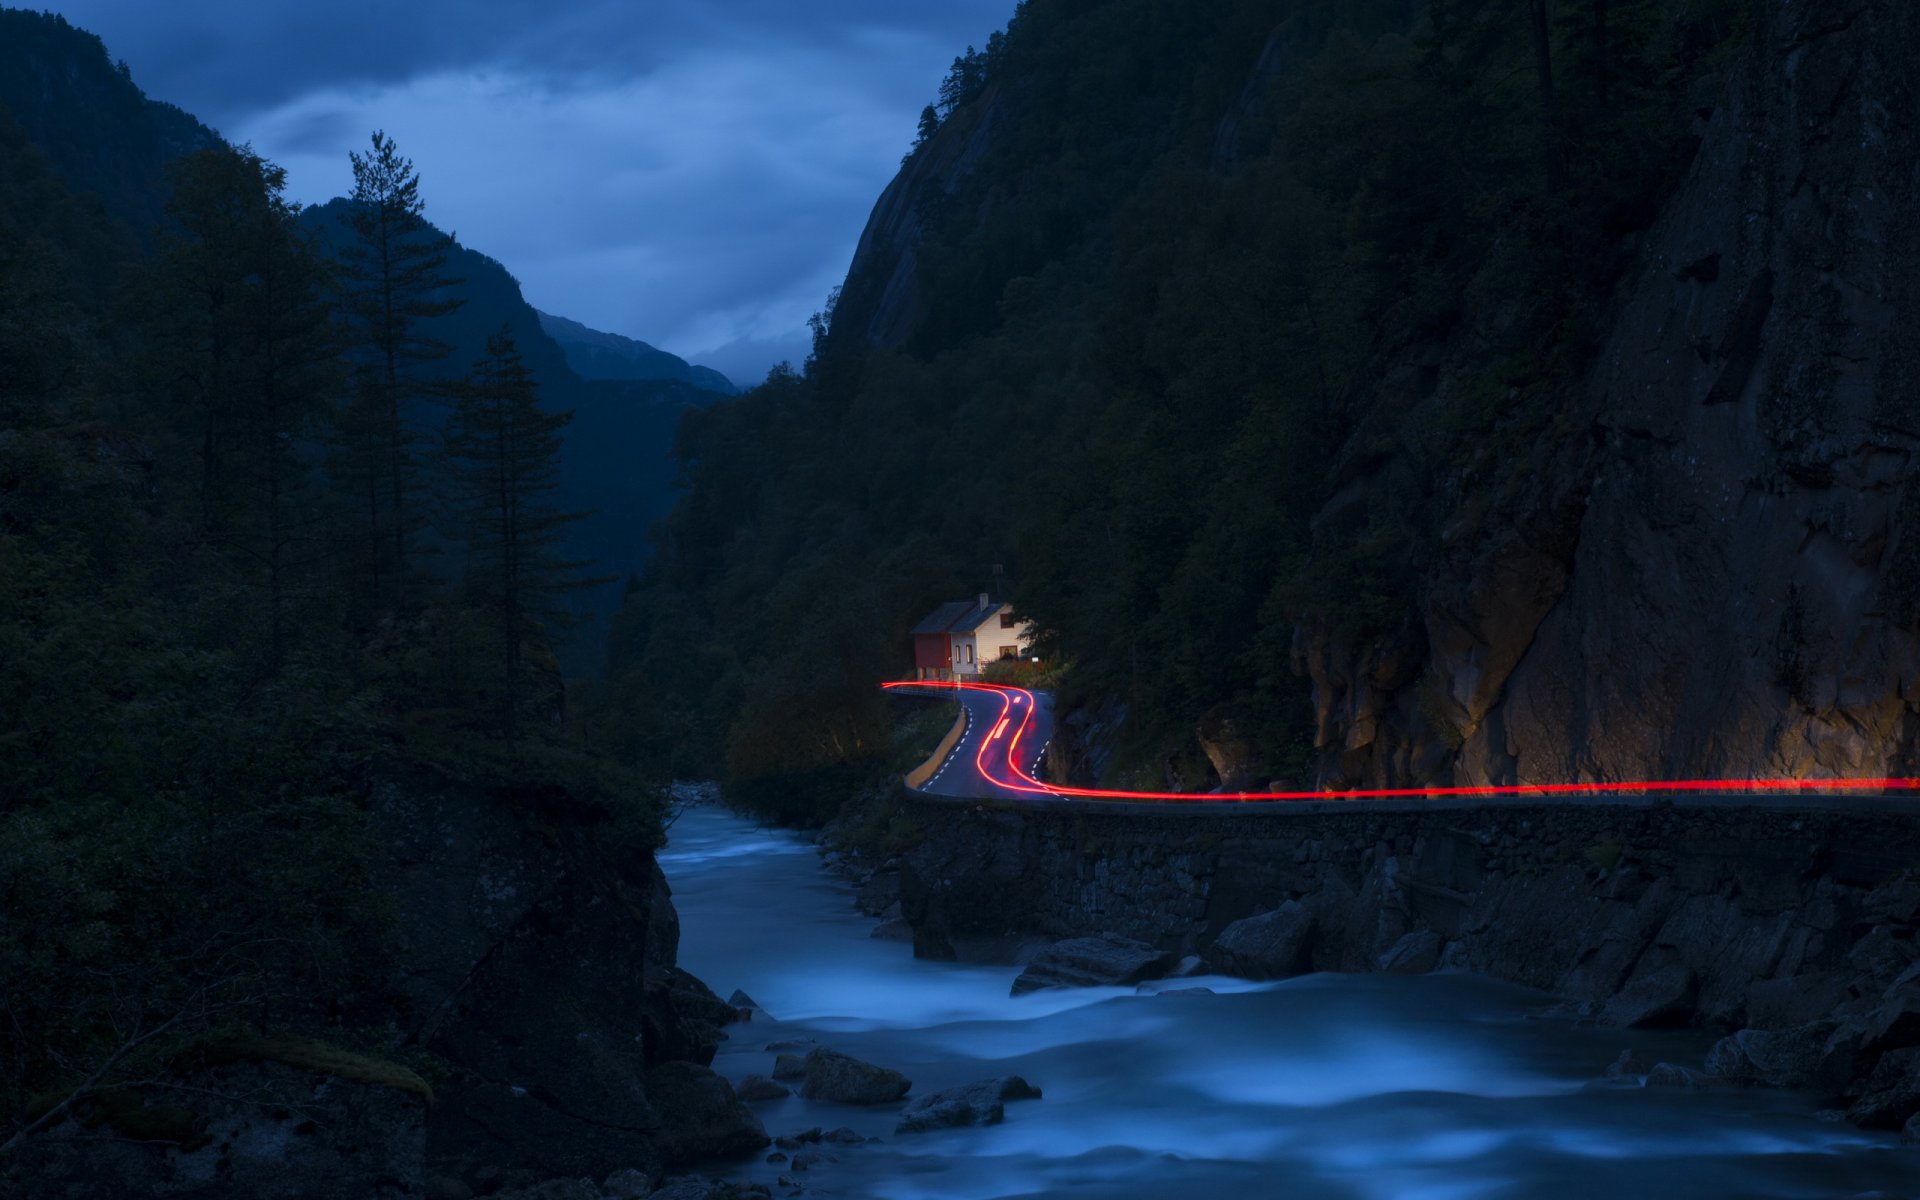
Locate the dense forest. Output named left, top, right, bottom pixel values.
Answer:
left=0, top=9, right=676, bottom=1140
left=605, top=0, right=1753, bottom=819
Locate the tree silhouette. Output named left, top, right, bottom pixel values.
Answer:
left=444, top=329, right=607, bottom=739
left=339, top=129, right=462, bottom=613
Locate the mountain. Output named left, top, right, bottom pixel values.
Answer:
left=610, top=0, right=1920, bottom=815
left=537, top=309, right=737, bottom=394
left=300, top=200, right=726, bottom=672
left=0, top=8, right=219, bottom=239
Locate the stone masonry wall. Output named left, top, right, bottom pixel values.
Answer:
left=898, top=793, right=1920, bottom=1127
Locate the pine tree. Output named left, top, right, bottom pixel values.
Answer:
left=908, top=105, right=940, bottom=160
left=937, top=47, right=988, bottom=115
left=339, top=129, right=462, bottom=613
left=443, top=329, right=607, bottom=739
left=230, top=167, right=343, bottom=669
left=141, top=145, right=343, bottom=670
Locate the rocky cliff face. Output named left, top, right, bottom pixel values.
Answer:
left=1300, top=0, right=1920, bottom=788
left=833, top=82, right=1002, bottom=350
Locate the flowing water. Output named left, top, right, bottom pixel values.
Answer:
left=661, top=804, right=1914, bottom=1200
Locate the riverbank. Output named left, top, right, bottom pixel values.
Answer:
left=889, top=790, right=1920, bottom=1139
left=666, top=802, right=1916, bottom=1197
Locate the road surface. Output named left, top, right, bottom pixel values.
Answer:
left=883, top=680, right=1920, bottom=806
left=891, top=681, right=1055, bottom=800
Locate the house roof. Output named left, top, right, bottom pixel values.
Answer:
left=949, top=603, right=1014, bottom=634
left=912, top=598, right=1024, bottom=636
left=911, top=601, right=979, bottom=636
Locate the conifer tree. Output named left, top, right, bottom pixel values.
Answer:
left=443, top=329, right=606, bottom=739
left=908, top=105, right=940, bottom=159
left=142, top=145, right=343, bottom=670
left=339, top=129, right=462, bottom=612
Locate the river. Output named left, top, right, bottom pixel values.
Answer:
left=660, top=803, right=1913, bottom=1199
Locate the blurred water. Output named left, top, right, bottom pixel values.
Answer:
left=662, top=805, right=1915, bottom=1200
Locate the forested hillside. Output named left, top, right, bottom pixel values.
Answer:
left=0, top=6, right=671, bottom=1136
left=606, top=0, right=1915, bottom=818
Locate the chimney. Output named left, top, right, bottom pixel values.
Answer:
left=978, top=592, right=990, bottom=611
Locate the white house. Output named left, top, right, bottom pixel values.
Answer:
left=910, top=594, right=1035, bottom=680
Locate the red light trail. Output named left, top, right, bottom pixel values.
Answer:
left=883, top=680, right=1920, bottom=802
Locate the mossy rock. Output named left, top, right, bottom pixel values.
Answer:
left=81, top=1089, right=211, bottom=1150
left=1585, top=837, right=1626, bottom=872
left=189, top=1035, right=435, bottom=1107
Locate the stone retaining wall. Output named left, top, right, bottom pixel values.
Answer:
left=897, top=792, right=1920, bottom=1127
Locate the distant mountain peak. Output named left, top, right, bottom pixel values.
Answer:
left=535, top=310, right=737, bottom=395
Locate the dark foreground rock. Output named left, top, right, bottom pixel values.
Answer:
left=1010, top=934, right=1177, bottom=995
left=896, top=1076, right=1042, bottom=1133
left=798, top=1049, right=912, bottom=1104
left=645, top=1062, right=771, bottom=1164
left=10, top=1059, right=427, bottom=1200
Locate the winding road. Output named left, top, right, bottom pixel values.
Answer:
left=884, top=680, right=1920, bottom=804
left=888, top=680, right=1056, bottom=800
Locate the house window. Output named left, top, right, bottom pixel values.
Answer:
left=999, top=612, right=1017, bottom=628
left=963, top=645, right=974, bottom=665
left=999, top=646, right=1019, bottom=660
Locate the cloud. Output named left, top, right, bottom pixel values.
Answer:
left=43, top=0, right=1014, bottom=378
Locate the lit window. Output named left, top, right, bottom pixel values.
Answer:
left=999, top=646, right=1019, bottom=659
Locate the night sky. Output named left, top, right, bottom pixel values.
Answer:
left=43, top=0, right=1015, bottom=387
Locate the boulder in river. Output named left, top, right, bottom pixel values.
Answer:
left=1377, top=929, right=1444, bottom=975
left=651, top=1178, right=772, bottom=1200
left=1604, top=1049, right=1650, bottom=1081
left=1010, top=934, right=1177, bottom=995
left=1645, top=1062, right=1718, bottom=1090
left=602, top=1168, right=653, bottom=1199
left=1208, top=902, right=1315, bottom=980
left=1847, top=1048, right=1920, bottom=1129
left=644, top=1062, right=771, bottom=1164
left=497, top=1181, right=601, bottom=1200
left=1703, top=1024, right=1857, bottom=1093
left=896, top=1076, right=1042, bottom=1133
left=1600, top=963, right=1698, bottom=1028
left=771, top=1053, right=809, bottom=1080
left=798, top=1049, right=912, bottom=1104
left=734, top=1074, right=791, bottom=1101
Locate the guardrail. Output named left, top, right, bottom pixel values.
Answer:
left=904, top=700, right=969, bottom=790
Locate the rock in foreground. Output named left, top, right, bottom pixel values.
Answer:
left=645, top=1062, right=771, bottom=1164
left=798, top=1049, right=912, bottom=1104
left=896, top=1076, right=1042, bottom=1133
left=1010, top=934, right=1177, bottom=995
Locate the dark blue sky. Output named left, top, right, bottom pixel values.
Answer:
left=44, top=0, right=1015, bottom=385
